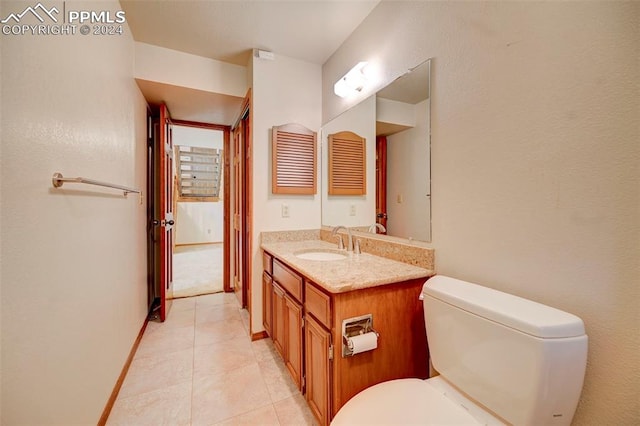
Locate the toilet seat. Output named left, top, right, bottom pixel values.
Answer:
left=331, top=377, right=503, bottom=426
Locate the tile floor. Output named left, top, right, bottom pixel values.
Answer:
left=107, top=292, right=318, bottom=426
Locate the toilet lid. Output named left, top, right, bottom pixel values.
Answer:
left=331, top=378, right=483, bottom=426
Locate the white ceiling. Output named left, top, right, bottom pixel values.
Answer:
left=121, top=0, right=380, bottom=124
left=135, top=79, right=244, bottom=124
left=120, top=0, right=380, bottom=66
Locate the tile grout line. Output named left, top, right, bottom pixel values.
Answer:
left=190, top=300, right=197, bottom=426
left=253, top=337, right=285, bottom=426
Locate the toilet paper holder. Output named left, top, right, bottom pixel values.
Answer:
left=342, top=314, right=379, bottom=357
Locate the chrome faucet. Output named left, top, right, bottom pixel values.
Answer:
left=368, top=223, right=386, bottom=234
left=331, top=225, right=353, bottom=251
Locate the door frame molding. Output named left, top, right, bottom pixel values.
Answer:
left=158, top=103, right=174, bottom=322
left=171, top=119, right=232, bottom=293
left=232, top=89, right=253, bottom=332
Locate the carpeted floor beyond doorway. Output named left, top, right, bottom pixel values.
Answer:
left=172, top=243, right=223, bottom=298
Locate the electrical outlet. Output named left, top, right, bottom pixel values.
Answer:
left=349, top=204, right=356, bottom=216
left=282, top=203, right=290, bottom=218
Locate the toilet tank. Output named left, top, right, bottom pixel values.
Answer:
left=422, top=276, right=588, bottom=426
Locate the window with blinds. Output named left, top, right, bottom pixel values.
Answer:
left=328, top=131, right=366, bottom=195
left=175, top=145, right=222, bottom=201
left=272, top=123, right=317, bottom=195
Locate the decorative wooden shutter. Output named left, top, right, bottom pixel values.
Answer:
left=328, top=131, right=366, bottom=195
left=272, top=123, right=317, bottom=195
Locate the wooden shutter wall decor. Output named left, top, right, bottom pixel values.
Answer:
left=272, top=123, right=317, bottom=195
left=328, top=131, right=366, bottom=195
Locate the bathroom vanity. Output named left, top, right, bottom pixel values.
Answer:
left=261, top=237, right=434, bottom=426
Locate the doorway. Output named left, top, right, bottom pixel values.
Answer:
left=171, top=123, right=226, bottom=298
left=148, top=107, right=232, bottom=321
left=231, top=98, right=251, bottom=311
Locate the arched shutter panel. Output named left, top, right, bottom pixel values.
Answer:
left=272, top=123, right=317, bottom=195
left=328, top=131, right=366, bottom=195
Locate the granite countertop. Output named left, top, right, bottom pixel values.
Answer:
left=261, top=239, right=434, bottom=293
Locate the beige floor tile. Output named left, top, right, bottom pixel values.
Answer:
left=170, top=296, right=197, bottom=311
left=239, top=307, right=251, bottom=333
left=273, top=393, right=318, bottom=426
left=258, top=354, right=300, bottom=403
left=196, top=303, right=242, bottom=325
left=107, top=380, right=191, bottom=426
left=191, top=363, right=272, bottom=426
left=251, top=338, right=280, bottom=363
left=136, top=324, right=195, bottom=358
left=196, top=291, right=238, bottom=307
left=109, top=294, right=323, bottom=426
left=193, top=335, right=255, bottom=377
left=119, top=348, right=193, bottom=399
left=143, top=309, right=194, bottom=337
left=195, top=318, right=246, bottom=347
left=162, top=306, right=196, bottom=328
left=213, top=403, right=281, bottom=426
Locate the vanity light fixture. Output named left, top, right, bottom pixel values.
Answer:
left=334, top=61, right=369, bottom=98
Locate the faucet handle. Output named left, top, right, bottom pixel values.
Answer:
left=334, top=235, right=345, bottom=250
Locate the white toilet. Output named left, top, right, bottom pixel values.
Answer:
left=331, top=275, right=588, bottom=425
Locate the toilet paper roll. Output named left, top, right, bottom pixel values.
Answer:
left=348, top=332, right=378, bottom=355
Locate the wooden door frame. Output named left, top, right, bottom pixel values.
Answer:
left=232, top=89, right=254, bottom=334
left=171, top=119, right=232, bottom=293
left=159, top=104, right=174, bottom=321
left=232, top=123, right=243, bottom=305
left=376, top=136, right=388, bottom=231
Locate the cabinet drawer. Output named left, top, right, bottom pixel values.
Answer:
left=263, top=251, right=273, bottom=275
left=305, top=282, right=331, bottom=328
left=273, top=259, right=303, bottom=303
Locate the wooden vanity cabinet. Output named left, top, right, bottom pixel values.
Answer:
left=270, top=259, right=304, bottom=391
left=262, top=253, right=273, bottom=336
left=284, top=293, right=303, bottom=389
left=271, top=282, right=286, bottom=358
left=304, top=283, right=332, bottom=426
left=304, top=278, right=428, bottom=426
left=329, top=279, right=428, bottom=418
left=305, top=314, right=331, bottom=426
left=262, top=272, right=273, bottom=337
left=262, top=250, right=429, bottom=426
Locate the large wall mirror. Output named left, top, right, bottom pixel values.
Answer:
left=321, top=59, right=431, bottom=242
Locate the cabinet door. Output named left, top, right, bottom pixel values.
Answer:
left=262, top=272, right=273, bottom=336
left=305, top=315, right=331, bottom=426
left=284, top=293, right=303, bottom=391
left=272, top=283, right=286, bottom=358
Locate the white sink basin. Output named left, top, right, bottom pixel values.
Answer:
left=294, top=249, right=348, bottom=261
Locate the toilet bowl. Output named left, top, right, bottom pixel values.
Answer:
left=331, top=275, right=588, bottom=426
left=331, top=376, right=504, bottom=425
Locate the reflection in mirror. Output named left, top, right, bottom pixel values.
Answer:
left=321, top=59, right=431, bottom=242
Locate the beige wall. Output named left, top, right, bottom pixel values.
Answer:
left=135, top=42, right=247, bottom=97
left=251, top=52, right=322, bottom=333
left=0, top=1, right=149, bottom=423
left=323, top=2, right=639, bottom=424
left=386, top=99, right=430, bottom=241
